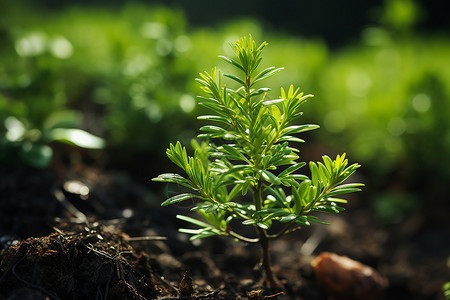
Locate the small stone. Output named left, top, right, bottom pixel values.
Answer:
left=312, top=252, right=388, bottom=300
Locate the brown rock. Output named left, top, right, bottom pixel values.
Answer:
left=311, top=252, right=388, bottom=300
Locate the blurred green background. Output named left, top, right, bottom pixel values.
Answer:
left=1, top=0, right=449, bottom=223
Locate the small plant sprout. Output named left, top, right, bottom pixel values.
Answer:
left=153, top=35, right=363, bottom=288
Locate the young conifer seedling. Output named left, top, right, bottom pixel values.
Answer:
left=153, top=35, right=363, bottom=288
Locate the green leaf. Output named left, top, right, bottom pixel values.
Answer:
left=279, top=162, right=306, bottom=177
left=308, top=185, right=318, bottom=202
left=307, top=216, right=330, bottom=225
left=227, top=89, right=246, bottom=101
left=242, top=219, right=257, bottom=226
left=177, top=215, right=212, bottom=228
left=161, top=193, right=199, bottom=206
left=318, top=162, right=331, bottom=182
left=288, top=174, right=309, bottom=181
left=257, top=222, right=269, bottom=229
left=262, top=98, right=285, bottom=106
left=293, top=215, right=311, bottom=226
left=199, top=125, right=227, bottom=139
left=166, top=142, right=189, bottom=170
left=323, top=155, right=334, bottom=171
left=222, top=144, right=248, bottom=161
left=252, top=67, right=284, bottom=85
left=298, top=179, right=312, bottom=201
left=251, top=88, right=271, bottom=97
left=216, top=164, right=249, bottom=182
left=179, top=227, right=220, bottom=240
left=261, top=170, right=281, bottom=185
left=229, top=205, right=249, bottom=216
left=278, top=136, right=305, bottom=143
left=178, top=228, right=204, bottom=235
left=191, top=203, right=218, bottom=213
left=253, top=208, right=290, bottom=220
left=292, top=186, right=303, bottom=214
left=228, top=94, right=250, bottom=120
left=199, top=125, right=226, bottom=133
left=197, top=115, right=230, bottom=124
left=219, top=55, right=245, bottom=72
left=242, top=180, right=251, bottom=195
left=152, top=173, right=192, bottom=189
left=280, top=214, right=297, bottom=223
left=313, top=205, right=341, bottom=213
left=310, top=162, right=320, bottom=186
left=326, top=197, right=348, bottom=204
left=270, top=106, right=282, bottom=124
left=266, top=187, right=289, bottom=208
left=326, top=188, right=362, bottom=197
left=281, top=124, right=320, bottom=136
left=200, top=68, right=222, bottom=92
left=333, top=183, right=365, bottom=189
left=190, top=231, right=220, bottom=240
left=227, top=184, right=243, bottom=201
left=48, top=128, right=105, bottom=149
left=224, top=74, right=246, bottom=86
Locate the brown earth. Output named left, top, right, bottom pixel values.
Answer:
left=0, top=159, right=448, bottom=299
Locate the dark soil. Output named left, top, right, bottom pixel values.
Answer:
left=0, top=158, right=449, bottom=299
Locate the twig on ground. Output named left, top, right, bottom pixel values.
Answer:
left=247, top=289, right=285, bottom=299
left=84, top=243, right=132, bottom=281
left=156, top=289, right=221, bottom=300
left=126, top=236, right=167, bottom=242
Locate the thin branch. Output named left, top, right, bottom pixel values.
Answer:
left=226, top=230, right=259, bottom=244
left=266, top=222, right=301, bottom=240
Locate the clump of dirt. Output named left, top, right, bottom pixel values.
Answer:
left=0, top=222, right=158, bottom=299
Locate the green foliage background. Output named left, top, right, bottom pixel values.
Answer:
left=1, top=0, right=449, bottom=221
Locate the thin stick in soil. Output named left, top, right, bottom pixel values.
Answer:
left=156, top=289, right=221, bottom=300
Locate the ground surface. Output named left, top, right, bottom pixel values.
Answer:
left=0, top=160, right=448, bottom=299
